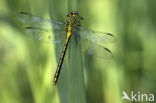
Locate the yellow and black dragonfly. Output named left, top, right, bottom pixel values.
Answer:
left=17, top=11, right=115, bottom=85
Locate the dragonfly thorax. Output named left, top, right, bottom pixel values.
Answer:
left=66, top=11, right=83, bottom=33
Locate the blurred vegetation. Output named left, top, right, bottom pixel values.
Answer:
left=0, top=0, right=156, bottom=103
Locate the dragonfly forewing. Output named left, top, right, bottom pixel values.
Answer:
left=78, top=26, right=116, bottom=45
left=17, top=12, right=67, bottom=44
left=17, top=12, right=66, bottom=30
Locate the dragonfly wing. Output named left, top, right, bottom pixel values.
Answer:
left=23, top=27, right=66, bottom=44
left=17, top=12, right=66, bottom=30
left=78, top=26, right=116, bottom=45
left=83, top=40, right=113, bottom=59
left=17, top=12, right=67, bottom=43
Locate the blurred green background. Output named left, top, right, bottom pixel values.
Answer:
left=0, top=0, right=156, bottom=103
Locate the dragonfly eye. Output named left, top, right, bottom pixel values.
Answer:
left=75, top=12, right=79, bottom=15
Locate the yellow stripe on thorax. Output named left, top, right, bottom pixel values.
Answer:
left=67, top=24, right=72, bottom=38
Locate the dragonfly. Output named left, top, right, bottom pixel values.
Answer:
left=17, top=11, right=115, bottom=85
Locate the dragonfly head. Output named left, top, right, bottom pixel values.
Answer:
left=67, top=11, right=83, bottom=20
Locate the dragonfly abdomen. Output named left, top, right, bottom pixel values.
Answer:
left=53, top=17, right=76, bottom=85
left=53, top=33, right=72, bottom=85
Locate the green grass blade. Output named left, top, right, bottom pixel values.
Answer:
left=68, top=34, right=86, bottom=103
left=57, top=35, right=86, bottom=103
